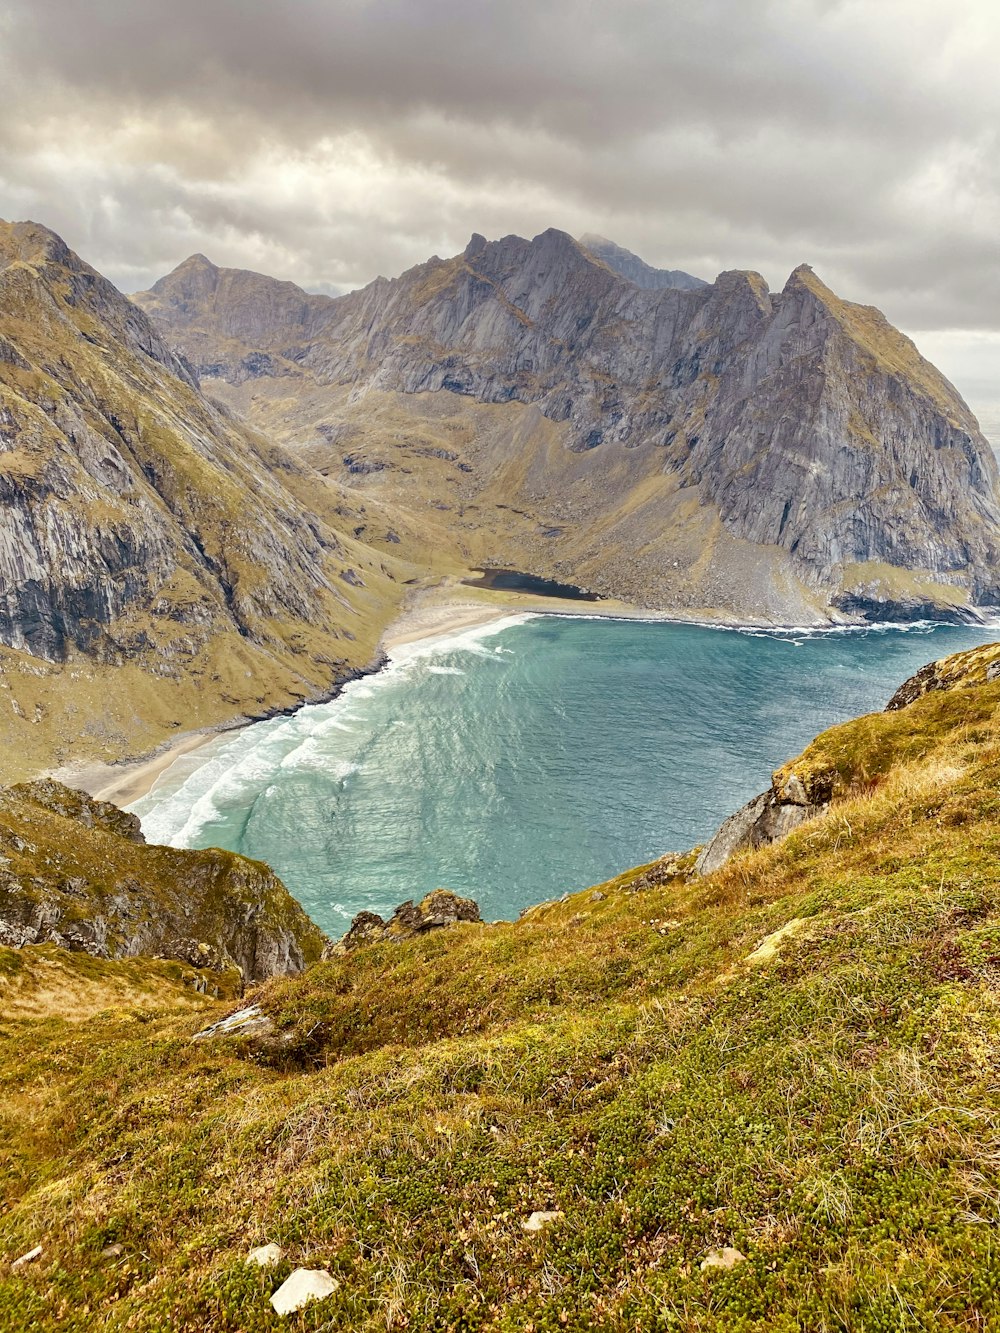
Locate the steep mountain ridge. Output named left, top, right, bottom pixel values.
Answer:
left=0, top=221, right=434, bottom=777
left=577, top=232, right=708, bottom=290
left=136, top=229, right=1000, bottom=622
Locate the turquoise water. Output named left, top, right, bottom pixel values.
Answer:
left=130, top=615, right=1000, bottom=934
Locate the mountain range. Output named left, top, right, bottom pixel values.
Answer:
left=2, top=217, right=1000, bottom=775
left=134, top=227, right=1000, bottom=628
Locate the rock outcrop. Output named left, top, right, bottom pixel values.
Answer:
left=136, top=229, right=1000, bottom=623
left=325, top=889, right=483, bottom=956
left=0, top=780, right=326, bottom=980
left=696, top=641, right=1000, bottom=874
left=885, top=642, right=1000, bottom=710
left=694, top=767, right=831, bottom=876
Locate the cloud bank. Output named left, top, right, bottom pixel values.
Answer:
left=1, top=0, right=998, bottom=416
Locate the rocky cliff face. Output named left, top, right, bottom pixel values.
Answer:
left=0, top=221, right=374, bottom=662
left=0, top=220, right=420, bottom=777
left=0, top=779, right=326, bottom=980
left=136, top=229, right=1000, bottom=622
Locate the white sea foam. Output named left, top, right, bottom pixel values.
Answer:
left=386, top=612, right=538, bottom=669
left=130, top=610, right=536, bottom=846
left=520, top=608, right=1000, bottom=638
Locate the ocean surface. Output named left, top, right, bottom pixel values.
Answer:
left=130, top=615, right=1000, bottom=934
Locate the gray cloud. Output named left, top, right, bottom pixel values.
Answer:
left=1, top=0, right=999, bottom=419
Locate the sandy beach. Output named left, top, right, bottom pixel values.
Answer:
left=380, top=592, right=539, bottom=652
left=52, top=589, right=541, bottom=806
left=379, top=579, right=668, bottom=653
left=55, top=729, right=223, bottom=807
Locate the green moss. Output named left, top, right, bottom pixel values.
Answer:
left=840, top=561, right=971, bottom=609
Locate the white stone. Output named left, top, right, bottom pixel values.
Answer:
left=269, top=1268, right=338, bottom=1315
left=522, top=1210, right=564, bottom=1232
left=247, top=1243, right=283, bottom=1268
left=701, top=1246, right=747, bottom=1271
left=11, top=1245, right=42, bottom=1269
left=191, top=1005, right=273, bottom=1042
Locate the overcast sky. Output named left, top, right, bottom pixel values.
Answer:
left=1, top=0, right=999, bottom=431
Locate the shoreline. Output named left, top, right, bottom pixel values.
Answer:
left=61, top=731, right=225, bottom=808
left=67, top=587, right=639, bottom=806
left=51, top=582, right=991, bottom=809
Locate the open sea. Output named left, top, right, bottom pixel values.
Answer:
left=129, top=614, right=1000, bottom=934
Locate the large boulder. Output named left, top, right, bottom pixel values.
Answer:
left=694, top=767, right=832, bottom=876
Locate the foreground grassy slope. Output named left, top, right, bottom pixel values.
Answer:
left=3, top=647, right=1000, bottom=1329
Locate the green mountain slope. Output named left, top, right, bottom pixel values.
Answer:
left=2, top=645, right=999, bottom=1329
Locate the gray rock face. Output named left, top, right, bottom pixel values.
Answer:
left=0, top=780, right=327, bottom=980
left=694, top=770, right=830, bottom=876
left=0, top=220, right=361, bottom=665
left=137, top=229, right=1000, bottom=619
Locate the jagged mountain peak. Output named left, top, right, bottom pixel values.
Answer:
left=179, top=252, right=216, bottom=269
left=782, top=261, right=835, bottom=298
left=155, top=251, right=221, bottom=288
left=777, top=263, right=974, bottom=423
left=0, top=218, right=74, bottom=269
left=138, top=253, right=324, bottom=349
left=1, top=217, right=198, bottom=387
left=132, top=226, right=1000, bottom=625
left=460, top=226, right=596, bottom=272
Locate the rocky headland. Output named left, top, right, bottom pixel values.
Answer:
left=0, top=779, right=325, bottom=983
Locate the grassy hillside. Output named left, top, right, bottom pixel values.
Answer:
left=2, top=646, right=1000, bottom=1329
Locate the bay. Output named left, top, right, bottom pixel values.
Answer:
left=129, top=615, right=1000, bottom=934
